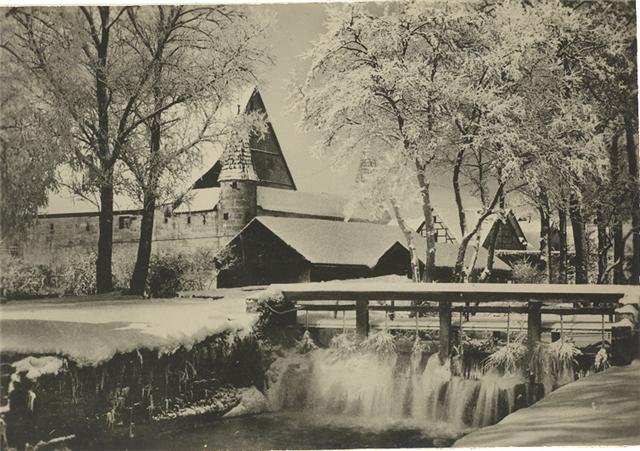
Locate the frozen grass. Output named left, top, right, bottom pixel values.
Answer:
left=0, top=288, right=256, bottom=365
left=482, top=340, right=528, bottom=375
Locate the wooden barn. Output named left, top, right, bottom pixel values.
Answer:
left=217, top=216, right=511, bottom=287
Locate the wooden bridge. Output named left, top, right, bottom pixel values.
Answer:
left=269, top=282, right=637, bottom=361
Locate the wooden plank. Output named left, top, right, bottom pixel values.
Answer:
left=368, top=305, right=439, bottom=312
left=273, top=282, right=629, bottom=304
left=439, top=301, right=452, bottom=362
left=355, top=300, right=369, bottom=338
left=273, top=281, right=630, bottom=296
left=280, top=291, right=624, bottom=304
left=298, top=304, right=355, bottom=311
left=297, top=305, right=615, bottom=315
left=527, top=302, right=542, bottom=353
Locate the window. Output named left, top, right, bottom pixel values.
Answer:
left=223, top=213, right=229, bottom=220
left=187, top=215, right=191, bottom=225
left=118, top=216, right=132, bottom=229
left=49, top=223, right=54, bottom=233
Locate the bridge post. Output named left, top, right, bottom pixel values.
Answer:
left=355, top=300, right=369, bottom=339
left=439, top=301, right=452, bottom=362
left=527, top=301, right=542, bottom=351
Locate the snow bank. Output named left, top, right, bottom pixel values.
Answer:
left=0, top=288, right=257, bottom=366
left=12, top=356, right=66, bottom=380
left=454, top=360, right=640, bottom=447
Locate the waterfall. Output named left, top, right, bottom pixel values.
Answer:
left=265, top=336, right=523, bottom=432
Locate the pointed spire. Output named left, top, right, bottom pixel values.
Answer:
left=218, top=135, right=258, bottom=182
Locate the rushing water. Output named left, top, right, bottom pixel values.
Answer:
left=267, top=335, right=524, bottom=432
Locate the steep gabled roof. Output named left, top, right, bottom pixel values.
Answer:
left=192, top=88, right=296, bottom=190
left=414, top=207, right=528, bottom=249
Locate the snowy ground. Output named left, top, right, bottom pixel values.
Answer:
left=454, top=359, right=640, bottom=447
left=0, top=289, right=256, bottom=365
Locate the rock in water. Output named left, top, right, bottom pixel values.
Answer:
left=223, top=387, right=269, bottom=417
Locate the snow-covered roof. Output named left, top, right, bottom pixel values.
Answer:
left=404, top=234, right=512, bottom=271
left=173, top=187, right=220, bottom=214
left=246, top=216, right=510, bottom=271
left=253, top=216, right=401, bottom=267
left=40, top=190, right=141, bottom=216
left=257, top=186, right=370, bottom=221
left=405, top=207, right=527, bottom=250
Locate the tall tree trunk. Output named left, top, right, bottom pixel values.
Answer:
left=130, top=44, right=163, bottom=295
left=613, top=223, right=625, bottom=284
left=558, top=208, right=568, bottom=284
left=624, top=113, right=640, bottom=285
left=610, top=133, right=625, bottom=284
left=569, top=193, right=588, bottom=284
left=130, top=193, right=156, bottom=295
left=453, top=147, right=466, bottom=237
left=390, top=199, right=420, bottom=282
left=415, top=162, right=436, bottom=282
left=479, top=173, right=504, bottom=283
left=538, top=204, right=551, bottom=283
left=96, top=165, right=114, bottom=293
left=597, top=211, right=609, bottom=284
left=95, top=7, right=113, bottom=293
left=454, top=184, right=504, bottom=282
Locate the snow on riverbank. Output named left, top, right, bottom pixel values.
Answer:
left=0, top=288, right=256, bottom=365
left=454, top=360, right=640, bottom=447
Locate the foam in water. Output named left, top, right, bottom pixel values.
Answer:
left=266, top=335, right=525, bottom=432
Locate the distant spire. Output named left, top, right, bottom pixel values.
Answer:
left=217, top=134, right=258, bottom=182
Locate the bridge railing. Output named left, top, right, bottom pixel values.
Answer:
left=270, top=282, right=632, bottom=361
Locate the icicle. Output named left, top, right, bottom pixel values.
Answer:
left=506, top=305, right=511, bottom=344
left=459, top=311, right=464, bottom=356
left=26, top=389, right=36, bottom=413
left=106, top=407, right=116, bottom=430
left=594, top=315, right=610, bottom=372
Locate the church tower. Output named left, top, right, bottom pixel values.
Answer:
left=217, top=136, right=258, bottom=243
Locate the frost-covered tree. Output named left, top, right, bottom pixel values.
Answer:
left=295, top=1, right=484, bottom=282
left=0, top=62, right=64, bottom=240
left=118, top=6, right=272, bottom=295
left=2, top=7, right=170, bottom=292
left=348, top=149, right=421, bottom=281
